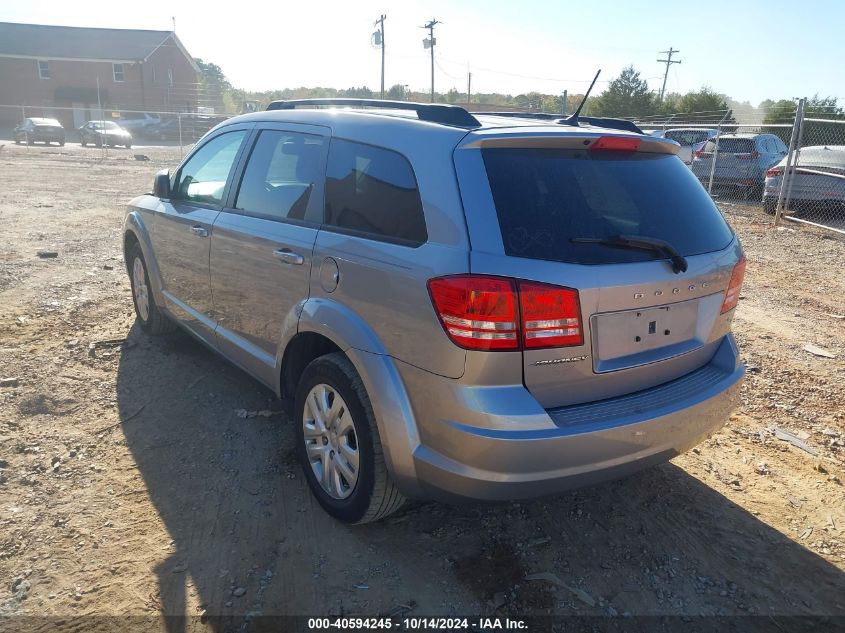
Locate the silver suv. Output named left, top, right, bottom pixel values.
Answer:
left=123, top=100, right=746, bottom=523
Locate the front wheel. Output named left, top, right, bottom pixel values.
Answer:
left=295, top=353, right=405, bottom=523
left=127, top=242, right=176, bottom=335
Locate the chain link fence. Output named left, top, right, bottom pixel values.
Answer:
left=0, top=103, right=241, bottom=160
left=3, top=97, right=843, bottom=235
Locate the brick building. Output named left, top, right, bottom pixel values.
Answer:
left=0, top=22, right=199, bottom=130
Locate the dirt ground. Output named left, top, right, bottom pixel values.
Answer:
left=1, top=143, right=843, bottom=630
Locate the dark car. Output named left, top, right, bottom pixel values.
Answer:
left=79, top=120, right=133, bottom=148
left=14, top=118, right=65, bottom=146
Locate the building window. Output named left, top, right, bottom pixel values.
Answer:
left=113, top=63, right=125, bottom=82
left=152, top=67, right=156, bottom=83
left=38, top=60, right=50, bottom=80
left=168, top=68, right=173, bottom=87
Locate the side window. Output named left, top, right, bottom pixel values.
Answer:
left=235, top=130, right=324, bottom=222
left=324, top=139, right=427, bottom=246
left=173, top=131, right=247, bottom=206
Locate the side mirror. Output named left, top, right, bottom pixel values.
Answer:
left=153, top=169, right=171, bottom=199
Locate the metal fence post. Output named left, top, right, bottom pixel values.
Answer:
left=783, top=100, right=806, bottom=216
left=707, top=109, right=733, bottom=195
left=178, top=113, right=183, bottom=157
left=774, top=98, right=805, bottom=226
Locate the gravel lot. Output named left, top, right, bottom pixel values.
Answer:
left=1, top=143, right=843, bottom=630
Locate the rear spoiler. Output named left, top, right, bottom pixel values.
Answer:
left=473, top=111, right=643, bottom=134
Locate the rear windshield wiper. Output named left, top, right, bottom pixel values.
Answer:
left=571, top=235, right=689, bottom=274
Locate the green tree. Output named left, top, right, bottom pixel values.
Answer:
left=674, top=87, right=731, bottom=121
left=588, top=66, right=658, bottom=118
left=194, top=58, right=233, bottom=113
left=763, top=99, right=796, bottom=124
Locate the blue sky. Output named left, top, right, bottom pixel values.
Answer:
left=2, top=0, right=843, bottom=105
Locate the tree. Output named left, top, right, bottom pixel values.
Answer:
left=674, top=88, right=731, bottom=119
left=194, top=58, right=233, bottom=113
left=763, top=99, right=796, bottom=124
left=588, top=66, right=658, bottom=118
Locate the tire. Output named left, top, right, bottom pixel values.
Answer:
left=295, top=352, right=405, bottom=524
left=127, top=242, right=176, bottom=335
left=14, top=137, right=20, bottom=145
left=26, top=135, right=33, bottom=146
left=81, top=139, right=87, bottom=147
left=126, top=143, right=132, bottom=149
left=763, top=198, right=777, bottom=215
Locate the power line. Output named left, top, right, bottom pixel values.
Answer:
left=657, top=47, right=681, bottom=101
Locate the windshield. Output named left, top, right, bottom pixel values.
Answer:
left=482, top=148, right=734, bottom=265
left=92, top=121, right=120, bottom=130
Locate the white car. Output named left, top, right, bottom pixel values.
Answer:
left=663, top=128, right=719, bottom=164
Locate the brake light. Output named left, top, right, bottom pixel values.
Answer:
left=427, top=276, right=519, bottom=350
left=720, top=256, right=746, bottom=314
left=766, top=168, right=783, bottom=178
left=427, top=276, right=583, bottom=351
left=589, top=136, right=641, bottom=152
left=518, top=281, right=583, bottom=348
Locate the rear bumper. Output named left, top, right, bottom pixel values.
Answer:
left=402, top=335, right=743, bottom=502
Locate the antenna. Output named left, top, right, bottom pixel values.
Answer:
left=563, top=69, right=601, bottom=126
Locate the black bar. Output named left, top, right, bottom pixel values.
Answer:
left=266, top=98, right=480, bottom=128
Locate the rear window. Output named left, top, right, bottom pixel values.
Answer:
left=665, top=130, right=710, bottom=146
left=482, top=148, right=734, bottom=265
left=704, top=138, right=754, bottom=154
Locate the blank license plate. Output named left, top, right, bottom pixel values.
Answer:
left=592, top=300, right=699, bottom=364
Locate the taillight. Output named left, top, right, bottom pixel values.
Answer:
left=766, top=168, right=783, bottom=178
left=589, top=136, right=641, bottom=152
left=427, top=276, right=519, bottom=350
left=427, top=276, right=583, bottom=351
left=519, top=281, right=583, bottom=348
left=720, top=256, right=746, bottom=314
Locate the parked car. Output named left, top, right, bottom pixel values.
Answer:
left=123, top=100, right=746, bottom=523
left=146, top=119, right=181, bottom=141
left=78, top=120, right=132, bottom=148
left=116, top=112, right=161, bottom=136
left=691, top=133, right=788, bottom=197
left=14, top=117, right=65, bottom=145
left=763, top=145, right=845, bottom=214
left=662, top=128, right=718, bottom=164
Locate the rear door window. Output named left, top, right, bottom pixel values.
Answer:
left=324, top=139, right=427, bottom=246
left=482, top=148, right=734, bottom=265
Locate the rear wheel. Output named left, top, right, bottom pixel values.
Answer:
left=295, top=353, right=405, bottom=523
left=127, top=242, right=176, bottom=335
left=81, top=139, right=87, bottom=147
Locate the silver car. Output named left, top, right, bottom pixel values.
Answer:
left=691, top=133, right=788, bottom=197
left=763, top=145, right=845, bottom=215
left=123, top=100, right=746, bottom=523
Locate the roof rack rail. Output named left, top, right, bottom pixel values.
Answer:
left=265, top=98, right=480, bottom=128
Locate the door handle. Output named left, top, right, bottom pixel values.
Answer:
left=273, top=248, right=304, bottom=265
left=190, top=226, right=209, bottom=237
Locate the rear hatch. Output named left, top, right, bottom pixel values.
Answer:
left=454, top=129, right=743, bottom=408
left=696, top=137, right=757, bottom=178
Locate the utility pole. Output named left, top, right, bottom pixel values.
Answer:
left=422, top=18, right=440, bottom=102
left=467, top=70, right=472, bottom=106
left=373, top=15, right=386, bottom=99
left=657, top=47, right=681, bottom=101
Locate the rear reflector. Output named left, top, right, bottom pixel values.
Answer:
left=720, top=256, right=746, bottom=314
left=518, top=281, right=583, bottom=348
left=427, top=275, right=583, bottom=351
left=589, top=136, right=641, bottom=152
